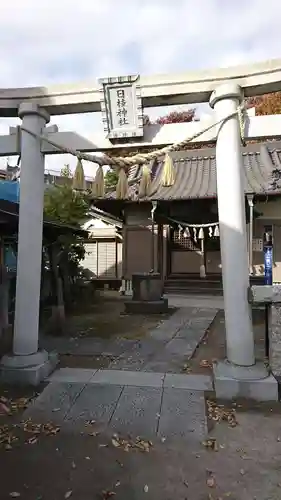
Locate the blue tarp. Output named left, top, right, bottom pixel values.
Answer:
left=0, top=181, right=20, bottom=203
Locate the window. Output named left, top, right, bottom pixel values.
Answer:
left=171, top=228, right=200, bottom=251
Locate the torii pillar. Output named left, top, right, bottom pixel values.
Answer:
left=209, top=83, right=277, bottom=400
left=0, top=103, right=57, bottom=385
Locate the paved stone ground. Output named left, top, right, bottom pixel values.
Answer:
left=41, top=306, right=217, bottom=374
left=23, top=370, right=213, bottom=439
left=30, top=305, right=217, bottom=439
left=2, top=298, right=279, bottom=498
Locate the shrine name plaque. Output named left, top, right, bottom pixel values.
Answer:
left=99, top=75, right=143, bottom=140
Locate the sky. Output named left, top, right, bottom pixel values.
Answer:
left=0, top=0, right=281, bottom=177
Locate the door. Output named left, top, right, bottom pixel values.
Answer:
left=169, top=228, right=202, bottom=275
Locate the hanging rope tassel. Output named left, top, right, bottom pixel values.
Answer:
left=198, top=227, right=204, bottom=239
left=92, top=165, right=105, bottom=198
left=214, top=225, right=220, bottom=237
left=139, top=164, right=151, bottom=198
left=116, top=168, right=128, bottom=199
left=193, top=227, right=197, bottom=242
left=161, top=153, right=175, bottom=186
left=72, top=159, right=85, bottom=190
left=209, top=226, right=213, bottom=237
left=184, top=227, right=190, bottom=238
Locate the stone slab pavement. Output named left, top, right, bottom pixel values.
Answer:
left=23, top=368, right=213, bottom=439
left=167, top=293, right=224, bottom=309
left=109, top=306, right=217, bottom=372
left=40, top=306, right=218, bottom=374
left=29, top=306, right=217, bottom=443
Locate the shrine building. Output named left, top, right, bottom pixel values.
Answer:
left=94, top=139, right=281, bottom=293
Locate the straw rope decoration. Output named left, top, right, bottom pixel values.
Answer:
left=139, top=163, right=152, bottom=197
left=92, top=165, right=105, bottom=198
left=72, top=159, right=85, bottom=190
left=21, top=104, right=246, bottom=199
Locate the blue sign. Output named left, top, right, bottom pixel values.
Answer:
left=264, top=246, right=273, bottom=285
left=0, top=181, right=20, bottom=203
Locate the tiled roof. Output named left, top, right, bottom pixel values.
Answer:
left=104, top=141, right=281, bottom=201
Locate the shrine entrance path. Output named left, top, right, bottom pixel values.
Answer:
left=1, top=392, right=281, bottom=500
left=40, top=293, right=219, bottom=375
left=0, top=295, right=277, bottom=499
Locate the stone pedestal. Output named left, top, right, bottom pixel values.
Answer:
left=269, top=302, right=281, bottom=380
left=213, top=359, right=278, bottom=402
left=248, top=286, right=281, bottom=382
left=124, top=273, right=168, bottom=314
left=0, top=350, right=58, bottom=386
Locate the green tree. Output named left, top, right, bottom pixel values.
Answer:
left=104, top=168, right=119, bottom=191
left=44, top=166, right=91, bottom=307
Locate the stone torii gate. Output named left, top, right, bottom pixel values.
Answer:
left=1, top=60, right=281, bottom=395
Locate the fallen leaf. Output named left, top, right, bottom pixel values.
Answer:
left=5, top=444, right=12, bottom=451
left=27, top=436, right=38, bottom=445
left=85, top=456, right=90, bottom=460
left=240, top=468, right=245, bottom=475
left=200, top=359, right=212, bottom=368
left=207, top=477, right=216, bottom=488
left=64, top=491, right=72, bottom=499
left=71, top=461, right=76, bottom=469
left=9, top=494, right=21, bottom=498
left=182, top=363, right=192, bottom=373
left=202, top=438, right=218, bottom=451
left=52, top=408, right=61, bottom=412
left=207, top=400, right=238, bottom=428
left=99, top=444, right=108, bottom=448
left=183, top=481, right=188, bottom=488
left=115, top=481, right=120, bottom=487
left=102, top=491, right=116, bottom=499
left=0, top=402, right=12, bottom=415
left=206, top=471, right=216, bottom=488
left=111, top=438, right=120, bottom=448
left=144, top=485, right=149, bottom=493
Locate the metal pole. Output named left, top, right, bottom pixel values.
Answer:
left=248, top=195, right=254, bottom=276
left=151, top=201, right=157, bottom=272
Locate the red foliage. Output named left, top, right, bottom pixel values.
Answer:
left=155, top=109, right=196, bottom=125
left=246, top=91, right=281, bottom=115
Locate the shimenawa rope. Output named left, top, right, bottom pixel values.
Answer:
left=20, top=104, right=246, bottom=171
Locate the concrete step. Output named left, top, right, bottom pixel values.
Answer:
left=164, top=287, right=223, bottom=296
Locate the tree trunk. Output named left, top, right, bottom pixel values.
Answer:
left=46, top=244, right=66, bottom=335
